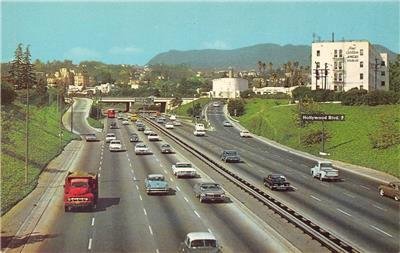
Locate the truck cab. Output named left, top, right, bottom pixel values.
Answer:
left=179, top=232, right=221, bottom=253
left=311, top=161, right=339, bottom=181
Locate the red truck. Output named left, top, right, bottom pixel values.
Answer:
left=64, top=171, right=98, bottom=212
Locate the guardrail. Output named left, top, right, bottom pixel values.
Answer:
left=142, top=116, right=360, bottom=253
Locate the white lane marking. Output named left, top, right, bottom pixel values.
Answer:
left=133, top=176, right=137, bottom=180
left=148, top=225, right=153, bottom=235
left=156, top=249, right=160, bottom=253
left=129, top=163, right=132, bottom=167
left=176, top=186, right=181, bottom=191
left=208, top=228, right=212, bottom=234
left=98, top=167, right=101, bottom=171
left=143, top=208, right=147, bottom=216
left=98, top=173, right=101, bottom=178
left=159, top=164, right=163, bottom=168
left=139, top=195, right=143, bottom=201
left=155, top=157, right=159, bottom=162
left=170, top=177, right=174, bottom=182
left=131, top=169, right=134, bottom=174
left=343, top=192, right=355, bottom=198
left=369, top=225, right=393, bottom=238
left=291, top=186, right=298, bottom=190
left=91, top=218, right=95, bottom=226
left=337, top=208, right=352, bottom=217
left=126, top=153, right=129, bottom=157
left=310, top=195, right=321, bottom=201
left=100, top=155, right=103, bottom=160
left=360, top=185, right=370, bottom=190
left=136, top=185, right=139, bottom=190
left=99, top=161, right=102, bottom=166
left=184, top=197, right=189, bottom=203
left=194, top=210, right=201, bottom=218
left=127, top=158, right=130, bottom=162
left=163, top=169, right=168, bottom=174
left=373, top=204, right=387, bottom=211
left=88, top=238, right=93, bottom=250
left=258, top=169, right=264, bottom=173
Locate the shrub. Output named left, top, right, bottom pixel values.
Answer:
left=310, top=89, right=337, bottom=102
left=364, top=90, right=400, bottom=106
left=227, top=98, right=245, bottom=116
left=302, top=130, right=331, bottom=146
left=341, top=88, right=368, bottom=106
left=292, top=86, right=312, bottom=100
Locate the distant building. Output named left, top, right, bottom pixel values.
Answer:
left=74, top=71, right=89, bottom=90
left=211, top=68, right=248, bottom=98
left=311, top=40, right=389, bottom=91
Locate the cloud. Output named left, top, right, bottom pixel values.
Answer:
left=109, top=46, right=142, bottom=55
left=64, top=47, right=100, bottom=60
left=202, top=40, right=230, bottom=50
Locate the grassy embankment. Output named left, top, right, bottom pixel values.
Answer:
left=238, top=98, right=400, bottom=177
left=87, top=116, right=104, bottom=129
left=173, top=98, right=211, bottom=118
left=1, top=102, right=76, bottom=214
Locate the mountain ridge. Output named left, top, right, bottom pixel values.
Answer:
left=147, top=43, right=398, bottom=70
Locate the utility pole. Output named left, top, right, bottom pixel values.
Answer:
left=25, top=77, right=29, bottom=184
left=324, top=63, right=329, bottom=90
left=70, top=97, right=74, bottom=133
left=314, top=62, right=320, bottom=89
left=374, top=58, right=378, bottom=91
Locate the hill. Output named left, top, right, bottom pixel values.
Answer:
left=148, top=43, right=398, bottom=70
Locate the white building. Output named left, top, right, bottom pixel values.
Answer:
left=211, top=68, right=248, bottom=98
left=311, top=40, right=389, bottom=92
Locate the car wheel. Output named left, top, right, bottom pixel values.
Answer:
left=200, top=197, right=204, bottom=203
left=394, top=195, right=399, bottom=201
left=379, top=189, right=385, bottom=197
left=319, top=174, right=323, bottom=181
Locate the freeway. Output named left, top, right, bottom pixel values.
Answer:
left=154, top=103, right=400, bottom=253
left=9, top=98, right=294, bottom=253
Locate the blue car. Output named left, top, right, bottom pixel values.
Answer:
left=145, top=174, right=170, bottom=195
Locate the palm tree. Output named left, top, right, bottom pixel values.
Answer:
left=257, top=61, right=262, bottom=76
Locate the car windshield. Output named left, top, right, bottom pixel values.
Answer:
left=176, top=163, right=191, bottom=168
left=137, top=144, right=146, bottom=148
left=162, top=144, right=170, bottom=148
left=107, top=134, right=115, bottom=137
left=111, top=140, right=121, bottom=144
left=71, top=181, right=89, bottom=188
left=320, top=163, right=332, bottom=168
left=201, top=184, right=220, bottom=190
left=225, top=151, right=238, bottom=156
left=191, top=240, right=217, bottom=248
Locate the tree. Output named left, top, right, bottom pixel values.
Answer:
left=8, top=43, right=24, bottom=89
left=21, top=45, right=36, bottom=90
left=227, top=99, right=245, bottom=116
left=389, top=55, right=400, bottom=92
left=1, top=82, right=17, bottom=105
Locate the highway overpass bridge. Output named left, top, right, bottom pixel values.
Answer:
left=98, top=97, right=198, bottom=112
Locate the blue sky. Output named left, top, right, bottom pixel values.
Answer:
left=2, top=1, right=399, bottom=65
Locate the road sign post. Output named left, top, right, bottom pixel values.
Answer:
left=301, top=113, right=345, bottom=155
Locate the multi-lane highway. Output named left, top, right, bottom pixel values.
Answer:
left=10, top=98, right=295, bottom=253
left=155, top=102, right=400, bottom=253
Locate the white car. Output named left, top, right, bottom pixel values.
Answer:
left=122, top=119, right=129, bottom=125
left=135, top=143, right=151, bottom=155
left=170, top=114, right=176, bottom=120
left=179, top=232, right=221, bottom=252
left=165, top=122, right=174, bottom=129
left=144, top=129, right=152, bottom=135
left=148, top=132, right=160, bottom=141
left=172, top=120, right=182, bottom=126
left=223, top=121, right=233, bottom=127
left=172, top=162, right=197, bottom=178
left=105, top=133, right=116, bottom=143
left=212, top=102, right=220, bottom=107
left=194, top=130, right=206, bottom=136
left=109, top=140, right=122, bottom=152
left=240, top=130, right=251, bottom=138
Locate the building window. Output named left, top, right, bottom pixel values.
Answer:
left=339, top=49, right=342, bottom=57
left=316, top=85, right=320, bottom=89
left=316, top=62, right=320, bottom=68
left=334, top=73, right=338, bottom=81
left=381, top=71, right=385, bottom=76
left=381, top=61, right=385, bottom=66
left=360, top=61, right=364, bottom=68
left=360, top=85, right=363, bottom=90
left=334, top=50, right=338, bottom=57
left=360, top=73, right=364, bottom=80
left=339, top=73, right=343, bottom=81
left=334, top=85, right=338, bottom=91
left=334, top=62, right=337, bottom=69
left=381, top=81, right=385, bottom=86
left=338, top=62, right=343, bottom=70
left=360, top=49, right=364, bottom=56
left=316, top=50, right=320, bottom=56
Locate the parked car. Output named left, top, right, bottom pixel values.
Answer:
left=263, top=174, right=291, bottom=191
left=172, top=162, right=197, bottom=178
left=165, top=122, right=174, bottom=129
left=194, top=182, right=225, bottom=203
left=220, top=150, right=240, bottom=163
left=145, top=174, right=170, bottom=195
left=179, top=232, right=221, bottom=253
left=239, top=130, right=251, bottom=138
left=105, top=133, right=116, bottom=143
left=160, top=143, right=173, bottom=154
left=135, top=143, right=151, bottom=155
left=122, top=119, right=129, bottom=125
left=223, top=121, right=233, bottom=127
left=148, top=132, right=160, bottom=141
left=156, top=117, right=166, bottom=124
left=110, top=121, right=118, bottom=129
left=378, top=182, right=400, bottom=201
left=85, top=133, right=98, bottom=142
left=311, top=161, right=339, bottom=181
left=137, top=124, right=145, bottom=131
left=109, top=140, right=122, bottom=152
left=170, top=114, right=177, bottom=120
left=213, top=102, right=220, bottom=107
left=129, top=134, right=139, bottom=142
